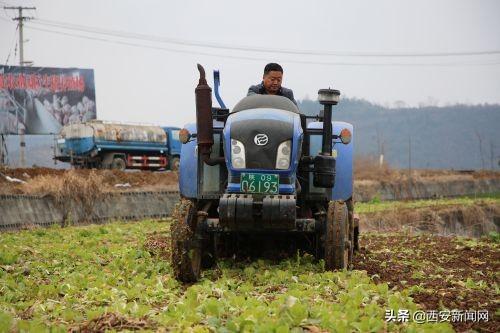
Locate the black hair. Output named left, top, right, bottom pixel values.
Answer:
left=264, top=63, right=283, bottom=75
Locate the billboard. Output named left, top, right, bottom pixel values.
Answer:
left=0, top=65, right=96, bottom=135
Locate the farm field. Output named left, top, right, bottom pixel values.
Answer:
left=1, top=166, right=498, bottom=195
left=0, top=216, right=497, bottom=332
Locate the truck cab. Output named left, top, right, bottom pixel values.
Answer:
left=162, top=126, right=181, bottom=170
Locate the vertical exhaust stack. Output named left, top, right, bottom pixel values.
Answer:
left=195, top=64, right=214, bottom=157
left=195, top=64, right=224, bottom=166
left=314, top=88, right=341, bottom=188
left=317, top=88, right=340, bottom=156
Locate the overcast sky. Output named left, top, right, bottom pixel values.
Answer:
left=1, top=0, right=499, bottom=127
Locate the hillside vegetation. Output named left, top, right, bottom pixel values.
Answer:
left=299, top=98, right=500, bottom=170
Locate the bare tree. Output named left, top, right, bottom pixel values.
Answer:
left=376, top=127, right=385, bottom=168
left=474, top=130, right=485, bottom=169
left=490, top=141, right=495, bottom=170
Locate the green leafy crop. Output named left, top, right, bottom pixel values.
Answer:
left=0, top=220, right=454, bottom=332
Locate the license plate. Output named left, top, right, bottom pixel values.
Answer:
left=240, top=173, right=279, bottom=194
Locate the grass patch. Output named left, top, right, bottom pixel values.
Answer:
left=356, top=194, right=500, bottom=214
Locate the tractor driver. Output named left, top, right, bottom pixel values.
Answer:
left=247, top=63, right=297, bottom=105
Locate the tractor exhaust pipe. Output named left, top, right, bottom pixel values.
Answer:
left=321, top=104, right=333, bottom=156
left=195, top=64, right=224, bottom=166
left=196, top=64, right=214, bottom=154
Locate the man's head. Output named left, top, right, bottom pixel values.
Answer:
left=262, top=63, right=283, bottom=95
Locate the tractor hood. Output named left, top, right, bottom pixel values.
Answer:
left=222, top=95, right=303, bottom=194
left=225, top=108, right=299, bottom=170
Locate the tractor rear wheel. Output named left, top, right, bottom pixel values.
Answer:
left=171, top=199, right=202, bottom=282
left=324, top=201, right=351, bottom=270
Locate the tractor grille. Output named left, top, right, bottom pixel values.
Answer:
left=231, top=119, right=293, bottom=170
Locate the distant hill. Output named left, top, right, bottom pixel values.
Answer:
left=2, top=98, right=500, bottom=170
left=299, top=98, right=500, bottom=170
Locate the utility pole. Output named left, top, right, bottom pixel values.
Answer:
left=376, top=127, right=385, bottom=169
left=490, top=141, right=495, bottom=170
left=408, top=135, right=412, bottom=198
left=0, top=134, right=6, bottom=166
left=3, top=5, right=36, bottom=167
left=474, top=130, right=485, bottom=170
left=408, top=136, right=412, bottom=174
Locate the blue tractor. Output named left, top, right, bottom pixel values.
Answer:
left=172, top=65, right=358, bottom=282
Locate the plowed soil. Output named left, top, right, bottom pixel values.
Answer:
left=356, top=233, right=499, bottom=332
left=0, top=167, right=178, bottom=194
left=2, top=165, right=498, bottom=195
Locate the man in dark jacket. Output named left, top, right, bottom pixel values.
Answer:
left=247, top=63, right=297, bottom=105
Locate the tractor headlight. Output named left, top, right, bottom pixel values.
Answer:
left=276, top=140, right=291, bottom=169
left=231, top=139, right=246, bottom=169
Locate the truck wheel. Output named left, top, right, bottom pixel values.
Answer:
left=324, top=201, right=351, bottom=270
left=171, top=199, right=202, bottom=282
left=170, top=157, right=180, bottom=171
left=111, top=157, right=126, bottom=171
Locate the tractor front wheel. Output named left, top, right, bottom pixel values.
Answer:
left=324, top=201, right=351, bottom=270
left=171, top=199, right=202, bottom=282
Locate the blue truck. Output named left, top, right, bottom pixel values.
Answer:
left=54, top=121, right=181, bottom=170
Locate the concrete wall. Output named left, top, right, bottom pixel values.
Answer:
left=1, top=177, right=499, bottom=230
left=0, top=191, right=179, bottom=230
left=354, top=177, right=500, bottom=202
left=359, top=203, right=500, bottom=238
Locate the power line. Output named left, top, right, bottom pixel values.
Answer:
left=30, top=17, right=500, bottom=58
left=22, top=24, right=500, bottom=67
left=2, top=13, right=499, bottom=67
